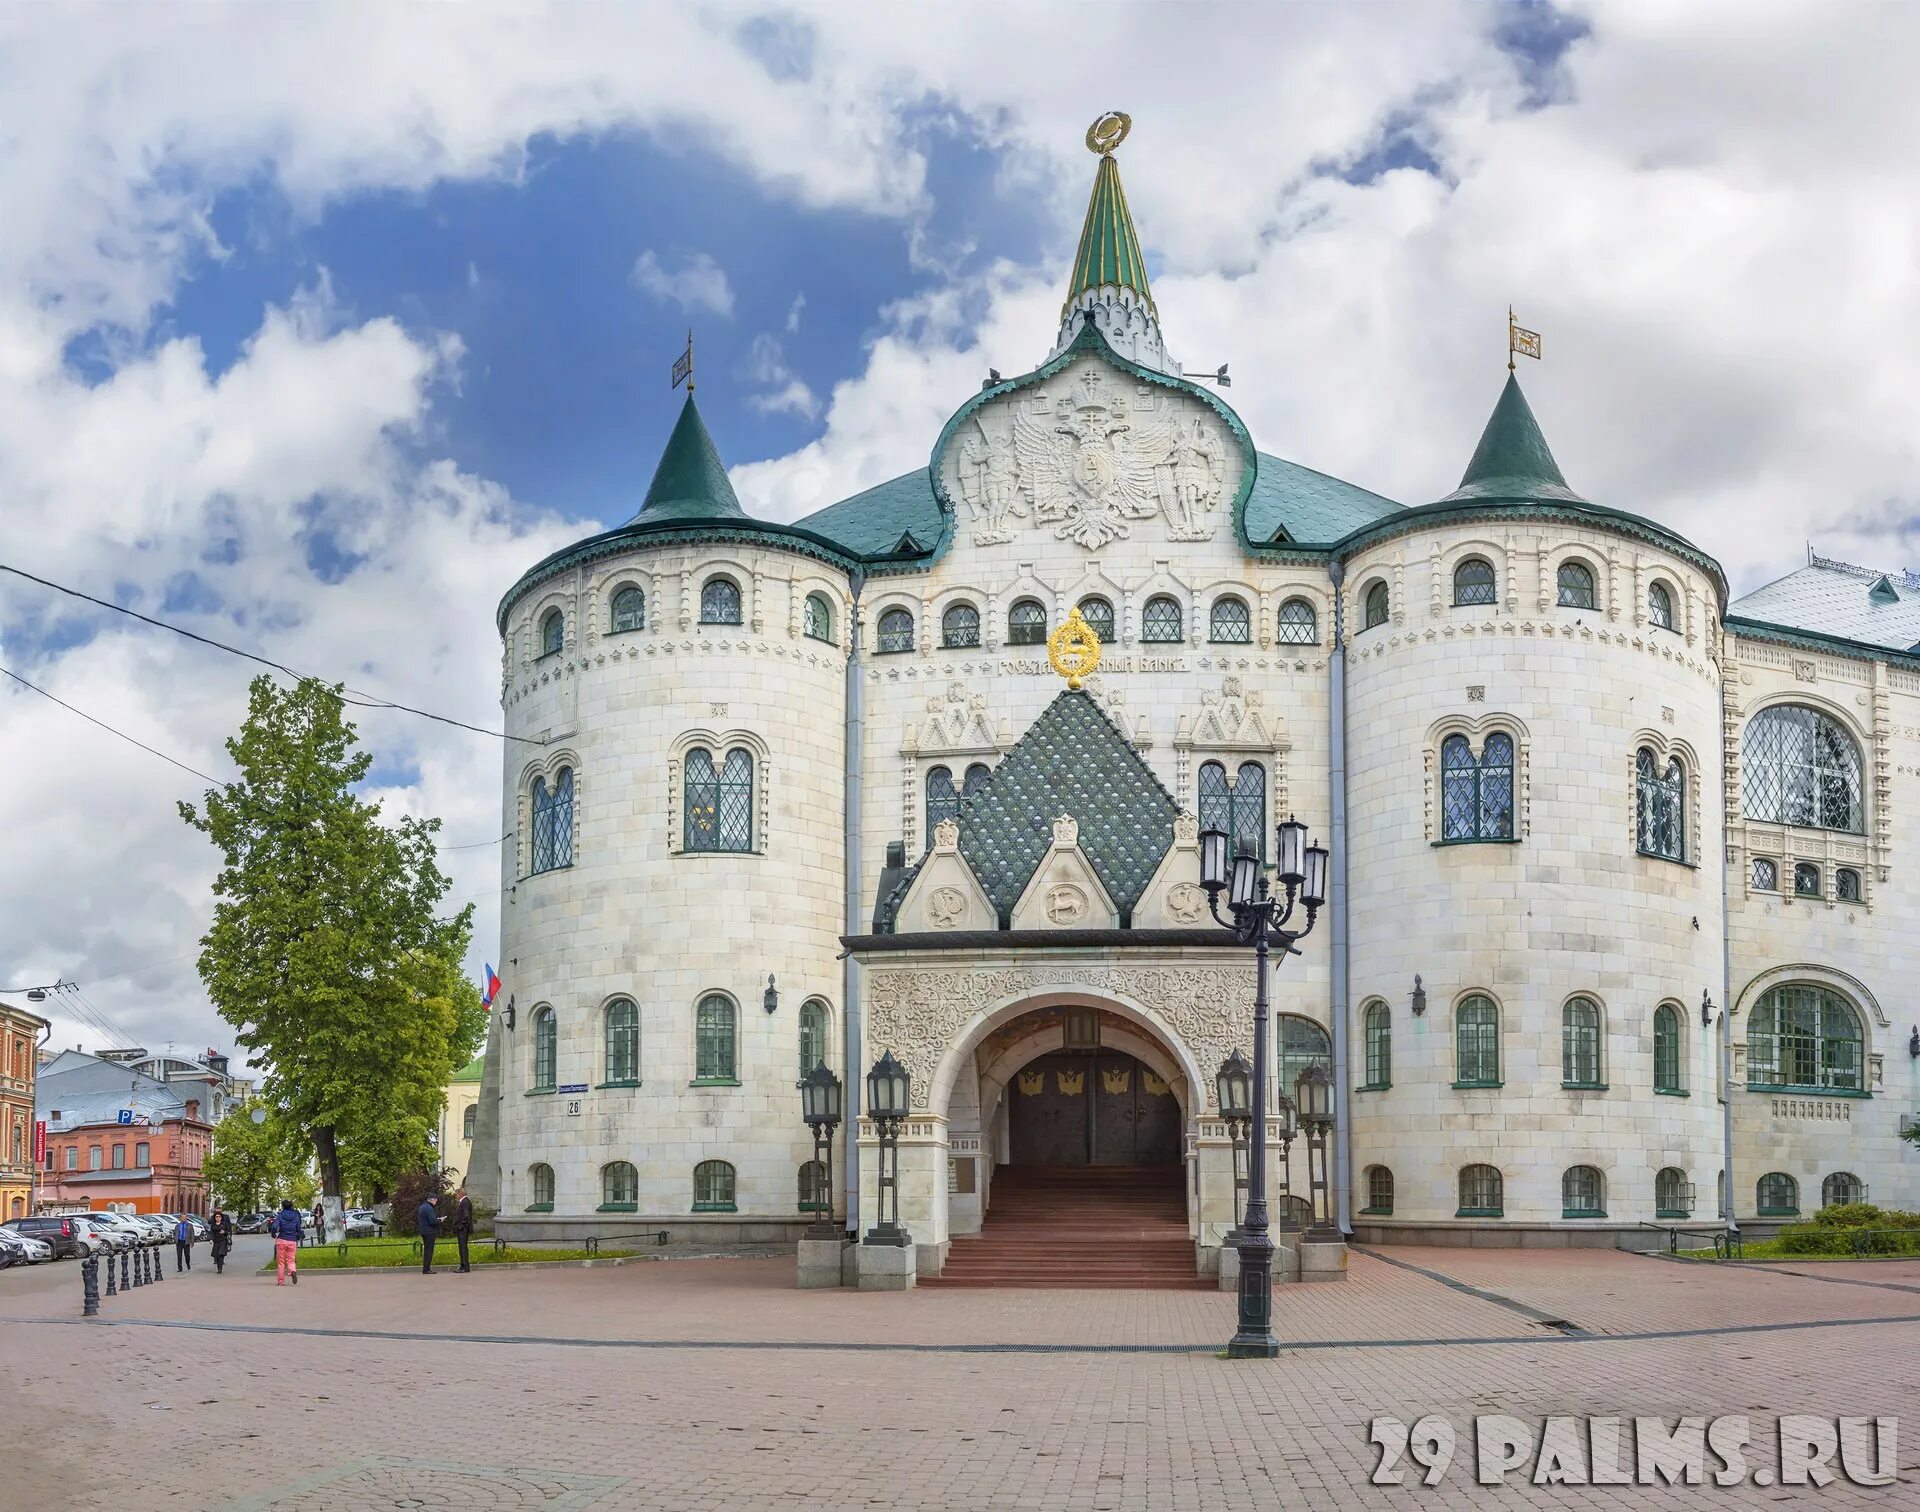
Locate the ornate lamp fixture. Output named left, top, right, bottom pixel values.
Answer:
left=1216, top=1050, right=1253, bottom=1235
left=863, top=1051, right=911, bottom=1247
left=799, top=1061, right=844, bottom=1241
left=1295, top=1063, right=1338, bottom=1244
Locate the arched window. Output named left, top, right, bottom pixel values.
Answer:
left=1562, top=997, right=1603, bottom=1087
left=530, top=768, right=575, bottom=874
left=1751, top=857, right=1778, bottom=891
left=1836, top=867, right=1863, bottom=902
left=1455, top=995, right=1500, bottom=1087
left=1648, top=581, right=1676, bottom=631
left=1362, top=1002, right=1391, bottom=1089
left=527, top=1163, right=554, bottom=1212
left=1655, top=1167, right=1692, bottom=1217
left=803, top=592, right=834, bottom=642
left=1208, top=595, right=1251, bottom=644
left=1756, top=1172, right=1799, bottom=1216
left=1363, top=581, right=1390, bottom=629
left=1556, top=560, right=1596, bottom=609
left=1439, top=733, right=1514, bottom=842
left=798, top=1160, right=828, bottom=1212
left=1458, top=1164, right=1503, bottom=1217
left=684, top=747, right=754, bottom=853
left=1793, top=862, right=1821, bottom=898
left=461, top=1106, right=476, bottom=1141
left=1197, top=760, right=1265, bottom=862
left=694, top=1160, right=736, bottom=1212
left=1822, top=1172, right=1865, bottom=1208
left=1653, top=1004, right=1683, bottom=1093
left=1277, top=1015, right=1331, bottom=1101
left=1276, top=597, right=1317, bottom=645
left=1077, top=596, right=1115, bottom=643
left=1007, top=599, right=1047, bottom=646
left=1142, top=595, right=1182, bottom=643
left=877, top=607, right=915, bottom=653
left=600, top=1161, right=638, bottom=1212
left=962, top=762, right=992, bottom=797
left=700, top=576, right=742, bottom=626
left=604, top=998, right=639, bottom=1085
left=1363, top=1166, right=1394, bottom=1215
left=530, top=1007, right=556, bottom=1091
left=1562, top=1165, right=1605, bottom=1217
left=1741, top=705, right=1864, bottom=831
left=924, top=766, right=958, bottom=841
left=798, top=999, right=830, bottom=1081
left=539, top=608, right=565, bottom=657
left=610, top=586, right=644, bottom=634
left=1452, top=557, right=1497, bottom=606
left=942, top=601, right=981, bottom=648
left=695, top=993, right=737, bottom=1082
left=1279, top=1195, right=1313, bottom=1228
left=1747, top=985, right=1864, bottom=1092
left=1636, top=748, right=1685, bottom=861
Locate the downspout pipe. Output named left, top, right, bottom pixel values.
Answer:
left=1327, top=560, right=1352, bottom=1235
left=843, top=570, right=866, bottom=1239
left=1719, top=643, right=1738, bottom=1240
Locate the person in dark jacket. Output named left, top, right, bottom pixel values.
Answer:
left=311, top=1201, right=327, bottom=1246
left=451, top=1186, right=474, bottom=1273
left=208, top=1206, right=234, bottom=1274
left=417, top=1193, right=442, bottom=1274
left=174, top=1214, right=195, bottom=1272
left=272, top=1199, right=303, bottom=1285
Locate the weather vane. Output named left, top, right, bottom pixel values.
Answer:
left=1047, top=606, right=1103, bottom=689
left=1508, top=306, right=1541, bottom=372
left=673, top=329, right=694, bottom=393
left=1085, top=110, right=1131, bottom=156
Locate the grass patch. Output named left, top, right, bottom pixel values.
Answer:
left=1677, top=1236, right=1920, bottom=1262
left=262, top=1237, right=602, bottom=1271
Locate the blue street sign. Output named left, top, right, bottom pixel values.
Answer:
left=557, top=1083, right=588, bottom=1094
left=117, top=1109, right=133, bottom=1125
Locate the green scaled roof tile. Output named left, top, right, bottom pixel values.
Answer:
left=1435, top=373, right=1587, bottom=506
left=1063, top=152, right=1157, bottom=320
left=630, top=394, right=747, bottom=523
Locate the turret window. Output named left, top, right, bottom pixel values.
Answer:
left=539, top=609, right=565, bottom=658
left=877, top=607, right=915, bottom=654
left=1452, top=557, right=1497, bottom=606
left=1361, top=1002, right=1390, bottom=1090
left=700, top=576, right=743, bottom=626
left=1362, top=581, right=1390, bottom=630
left=526, top=1163, right=554, bottom=1213
left=942, top=602, right=981, bottom=648
left=1823, top=1172, right=1865, bottom=1208
left=1654, top=1004, right=1683, bottom=1093
left=1362, top=1166, right=1393, bottom=1215
left=1276, top=598, right=1317, bottom=645
left=694, top=1160, right=737, bottom=1212
left=1439, top=733, right=1514, bottom=842
left=609, top=586, right=645, bottom=634
left=694, top=994, right=738, bottom=1083
left=1142, top=595, right=1182, bottom=643
left=1556, top=561, right=1596, bottom=609
left=1741, top=705, right=1863, bottom=832
left=600, top=1161, right=638, bottom=1212
left=799, top=999, right=831, bottom=1082
left=1561, top=997, right=1603, bottom=1087
left=1208, top=595, right=1251, bottom=644
left=1077, top=596, right=1115, bottom=643
left=684, top=747, right=754, bottom=853
left=530, top=768, right=575, bottom=874
left=804, top=593, right=834, bottom=642
left=1757, top=1172, right=1798, bottom=1216
left=799, top=1160, right=829, bottom=1212
left=1458, top=1164, right=1503, bottom=1217
left=1454, top=995, right=1500, bottom=1088
left=1561, top=1165, right=1605, bottom=1218
left=1007, top=599, right=1048, bottom=646
left=604, top=998, right=639, bottom=1085
left=1648, top=581, right=1676, bottom=631
left=1635, top=748, right=1685, bottom=861
left=530, top=1007, right=556, bottom=1092
left=1656, top=1167, right=1692, bottom=1218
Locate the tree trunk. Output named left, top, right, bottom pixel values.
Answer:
left=313, top=1125, right=343, bottom=1199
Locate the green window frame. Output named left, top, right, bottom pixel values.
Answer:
left=1007, top=599, right=1047, bottom=645
left=1439, top=733, right=1514, bottom=842
left=1454, top=995, right=1500, bottom=1088
left=1561, top=1165, right=1605, bottom=1218
left=1636, top=747, right=1685, bottom=861
left=1822, top=1171, right=1864, bottom=1208
left=1452, top=556, right=1497, bottom=606
left=700, top=576, right=742, bottom=626
left=694, top=1159, right=736, bottom=1212
left=539, top=608, right=565, bottom=657
left=1648, top=581, right=1675, bottom=631
left=1362, top=1165, right=1393, bottom=1216
left=610, top=585, right=645, bottom=634
left=1077, top=596, right=1116, bottom=643
left=924, top=765, right=958, bottom=842
left=526, top=1163, right=554, bottom=1213
left=694, top=993, right=737, bottom=1082
left=803, top=592, right=834, bottom=642
left=1756, top=1171, right=1798, bottom=1216
left=1142, top=595, right=1182, bottom=643
left=798, top=999, right=830, bottom=1082
left=1556, top=560, right=1596, bottom=609
left=1361, top=1002, right=1390, bottom=1089
left=1276, top=597, right=1317, bottom=645
left=1747, top=985, right=1864, bottom=1093
left=1561, top=997, right=1604, bottom=1087
left=461, top=1106, right=475, bottom=1140
left=600, top=1161, right=638, bottom=1213
left=530, top=768, right=575, bottom=873
left=1653, top=1004, right=1683, bottom=1093
left=1458, top=1164, right=1502, bottom=1217
left=684, top=747, right=753, bottom=853
left=1836, top=867, right=1862, bottom=902
left=1208, top=595, right=1251, bottom=644
left=941, top=601, right=981, bottom=648
left=1277, top=1015, right=1330, bottom=1103
left=1362, top=581, right=1390, bottom=629
left=1655, top=1167, right=1692, bottom=1219
left=876, top=607, right=915, bottom=653
left=604, top=998, right=639, bottom=1085
left=1198, top=760, right=1265, bottom=864
left=530, top=1006, right=557, bottom=1091
left=798, top=1160, right=828, bottom=1212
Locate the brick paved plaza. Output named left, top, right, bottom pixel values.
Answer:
left=2, top=1236, right=1915, bottom=1509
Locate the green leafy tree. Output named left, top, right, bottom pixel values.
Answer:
left=203, top=1106, right=313, bottom=1213
left=182, top=676, right=484, bottom=1203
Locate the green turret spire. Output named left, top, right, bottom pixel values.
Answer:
left=1051, top=111, right=1174, bottom=374
left=1436, top=373, right=1587, bottom=506
left=631, top=393, right=747, bottom=523
left=1062, top=150, right=1157, bottom=322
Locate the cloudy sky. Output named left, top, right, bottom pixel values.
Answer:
left=2, top=2, right=1915, bottom=1065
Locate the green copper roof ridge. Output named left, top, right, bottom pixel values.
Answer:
left=1062, top=152, right=1157, bottom=321
left=1435, top=373, right=1587, bottom=506
left=631, top=393, right=747, bottom=523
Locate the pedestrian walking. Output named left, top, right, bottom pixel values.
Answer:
left=417, top=1191, right=442, bottom=1274
left=208, top=1206, right=234, bottom=1275
left=451, top=1186, right=474, bottom=1273
left=174, top=1214, right=194, bottom=1272
left=311, top=1200, right=327, bottom=1246
left=272, top=1199, right=302, bottom=1285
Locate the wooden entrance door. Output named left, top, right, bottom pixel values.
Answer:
left=1009, top=1051, right=1181, bottom=1166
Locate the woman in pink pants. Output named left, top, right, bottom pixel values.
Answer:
left=271, top=1199, right=302, bottom=1284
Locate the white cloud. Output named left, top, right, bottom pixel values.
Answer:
left=741, top=332, right=819, bottom=420
left=631, top=250, right=736, bottom=318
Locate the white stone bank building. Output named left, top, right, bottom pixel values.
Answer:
left=471, top=122, right=1919, bottom=1273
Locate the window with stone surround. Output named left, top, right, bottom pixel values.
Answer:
left=924, top=766, right=959, bottom=843
left=1648, top=581, right=1676, bottom=631
left=530, top=768, right=574, bottom=874
left=527, top=1163, right=554, bottom=1213
left=1561, top=997, right=1604, bottom=1087
left=1198, top=760, right=1265, bottom=864
left=1007, top=599, right=1047, bottom=645
left=1142, top=595, right=1182, bottom=643
left=603, top=998, right=639, bottom=1086
left=1562, top=1165, right=1605, bottom=1218
left=530, top=1007, right=556, bottom=1092
left=700, top=576, right=742, bottom=626
left=1077, top=595, right=1116, bottom=643
left=1757, top=1171, right=1798, bottom=1216
left=1741, top=704, right=1864, bottom=832
left=111, top=1143, right=125, bottom=1169
left=1748, top=984, right=1864, bottom=1094
left=1362, top=1165, right=1393, bottom=1215
left=694, top=1159, right=736, bottom=1212
left=942, top=601, right=981, bottom=648
left=600, top=1161, right=638, bottom=1212
left=1655, top=1167, right=1692, bottom=1218
left=1653, top=1004, right=1684, bottom=1094
left=1452, top=556, right=1497, bottom=606
left=1751, top=856, right=1778, bottom=891
left=684, top=747, right=753, bottom=852
left=1276, top=597, right=1317, bottom=644
left=962, top=762, right=991, bottom=797
left=1209, top=594, right=1251, bottom=644
left=1362, top=580, right=1390, bottom=629
left=803, top=592, right=833, bottom=642
left=1278, top=1015, right=1331, bottom=1103
left=694, top=993, right=738, bottom=1083
left=1837, top=867, right=1863, bottom=903
left=88, top=1145, right=103, bottom=1170
left=1636, top=747, right=1685, bottom=861
left=1822, top=1171, right=1865, bottom=1208
left=610, top=585, right=644, bottom=634
left=799, top=999, right=830, bottom=1082
left=1454, top=995, right=1500, bottom=1088
left=1556, top=560, right=1596, bottom=609
left=461, top=1106, right=475, bottom=1141
left=1458, top=1164, right=1503, bottom=1217
left=877, top=606, right=915, bottom=653
left=799, top=1160, right=828, bottom=1212
left=134, top=1141, right=149, bottom=1168
left=1793, top=862, right=1821, bottom=898
left=1361, top=1002, right=1390, bottom=1089
left=1440, top=733, right=1514, bottom=842
left=539, top=608, right=564, bottom=657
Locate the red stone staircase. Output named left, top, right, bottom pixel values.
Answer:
left=923, top=1164, right=1209, bottom=1290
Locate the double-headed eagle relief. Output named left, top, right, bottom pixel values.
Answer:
left=950, top=362, right=1230, bottom=550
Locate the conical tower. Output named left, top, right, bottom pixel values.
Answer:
left=628, top=392, right=748, bottom=524
left=1434, top=373, right=1587, bottom=506
left=1049, top=112, right=1177, bottom=374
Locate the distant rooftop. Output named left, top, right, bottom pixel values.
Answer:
left=1729, top=552, right=1920, bottom=653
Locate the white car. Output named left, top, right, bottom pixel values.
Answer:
left=62, top=1217, right=114, bottom=1255
left=0, top=1229, right=52, bottom=1263
left=93, top=1213, right=159, bottom=1248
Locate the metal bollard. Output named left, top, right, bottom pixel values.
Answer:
left=153, top=1244, right=164, bottom=1283
left=105, top=1249, right=117, bottom=1296
left=134, top=1247, right=146, bottom=1287
left=82, top=1255, right=100, bottom=1316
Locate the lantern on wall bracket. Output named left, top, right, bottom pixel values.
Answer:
left=1410, top=975, right=1426, bottom=1017
left=1702, top=989, right=1715, bottom=1028
left=764, top=974, right=779, bottom=1015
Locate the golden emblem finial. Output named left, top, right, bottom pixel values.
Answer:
left=1047, top=606, right=1103, bottom=689
left=1085, top=111, right=1131, bottom=156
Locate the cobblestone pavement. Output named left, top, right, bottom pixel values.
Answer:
left=2, top=1238, right=1915, bottom=1510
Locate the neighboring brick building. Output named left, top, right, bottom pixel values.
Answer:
left=1, top=999, right=50, bottom=1220
left=34, top=1049, right=212, bottom=1215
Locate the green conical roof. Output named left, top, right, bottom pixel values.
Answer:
left=631, top=394, right=747, bottom=523
left=1062, top=152, right=1157, bottom=320
left=1436, top=373, right=1587, bottom=506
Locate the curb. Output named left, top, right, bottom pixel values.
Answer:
left=252, top=1256, right=645, bottom=1276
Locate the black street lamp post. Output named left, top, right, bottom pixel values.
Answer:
left=863, top=1050, right=911, bottom=1247
left=1199, top=815, right=1328, bottom=1360
left=1215, top=1051, right=1253, bottom=1237
left=800, top=1061, right=844, bottom=1241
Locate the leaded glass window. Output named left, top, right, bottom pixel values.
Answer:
left=461, top=1106, right=475, bottom=1140
left=530, top=768, right=574, bottom=874
left=610, top=586, right=644, bottom=634
left=1752, top=857, right=1778, bottom=891
left=684, top=747, right=753, bottom=853
left=605, top=998, right=639, bottom=1084
left=1455, top=995, right=1499, bottom=1086
left=1459, top=1164, right=1502, bottom=1216
left=528, top=1163, right=554, bottom=1211
left=695, top=994, right=737, bottom=1081
left=1276, top=597, right=1317, bottom=644
left=1209, top=595, right=1251, bottom=643
left=1649, top=581, right=1675, bottom=631
left=1747, top=985, right=1863, bottom=1092
left=1656, top=1166, right=1690, bottom=1217
left=924, top=766, right=958, bottom=841
left=1440, top=733, right=1513, bottom=842
left=1741, top=704, right=1863, bottom=831
left=1363, top=581, right=1390, bottom=629
left=1007, top=599, right=1047, bottom=645
left=1562, top=1165, right=1604, bottom=1217
left=1823, top=1171, right=1864, bottom=1208
left=1837, top=867, right=1862, bottom=902
left=804, top=593, right=833, bottom=642
left=1198, top=760, right=1265, bottom=862
left=1557, top=560, right=1596, bottom=609
left=962, top=762, right=991, bottom=797
left=1453, top=557, right=1497, bottom=606
left=601, top=1161, right=637, bottom=1210
left=1362, top=1002, right=1390, bottom=1088
left=694, top=1159, right=736, bottom=1211
left=1654, top=1004, right=1682, bottom=1093
left=799, top=1160, right=828, bottom=1212
left=1278, top=1015, right=1330, bottom=1101
left=877, top=607, right=915, bottom=653
left=1757, top=1171, right=1798, bottom=1215
left=1364, top=1166, right=1394, bottom=1214
left=1142, top=595, right=1182, bottom=642
left=1562, top=997, right=1602, bottom=1086
left=1077, top=596, right=1115, bottom=643
left=942, top=601, right=981, bottom=648
left=799, top=999, right=829, bottom=1081
left=1794, top=862, right=1821, bottom=898
left=1636, top=748, right=1684, bottom=860
left=700, top=576, right=742, bottom=625
left=540, top=608, right=564, bottom=656
left=531, top=1007, right=556, bottom=1091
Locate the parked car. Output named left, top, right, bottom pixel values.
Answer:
left=131, top=1215, right=172, bottom=1242
left=2, top=1216, right=87, bottom=1260
left=93, top=1213, right=159, bottom=1248
left=66, top=1216, right=125, bottom=1254
left=234, top=1211, right=272, bottom=1234
left=1, top=1229, right=54, bottom=1264
left=342, top=1208, right=381, bottom=1238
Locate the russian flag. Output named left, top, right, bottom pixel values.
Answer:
left=482, top=964, right=502, bottom=1009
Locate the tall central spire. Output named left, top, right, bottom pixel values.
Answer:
left=1050, top=112, right=1177, bottom=374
